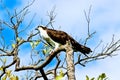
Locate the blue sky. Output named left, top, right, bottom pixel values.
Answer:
left=1, top=0, right=21, bottom=9
left=0, top=0, right=120, bottom=80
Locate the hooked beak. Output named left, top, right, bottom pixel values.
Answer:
left=35, top=27, right=38, bottom=30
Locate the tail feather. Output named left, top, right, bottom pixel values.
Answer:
left=69, top=37, right=92, bottom=54
left=78, top=45, right=92, bottom=54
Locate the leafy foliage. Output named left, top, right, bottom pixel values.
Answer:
left=86, top=73, right=108, bottom=80
left=12, top=44, right=16, bottom=48
left=55, top=70, right=64, bottom=80
left=2, top=70, right=19, bottom=80
left=42, top=44, right=52, bottom=55
left=30, top=40, right=40, bottom=49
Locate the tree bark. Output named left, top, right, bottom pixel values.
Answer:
left=39, top=69, right=48, bottom=80
left=65, top=43, right=76, bottom=80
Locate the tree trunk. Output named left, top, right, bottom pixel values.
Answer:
left=65, top=43, right=76, bottom=80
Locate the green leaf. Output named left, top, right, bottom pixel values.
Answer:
left=97, top=73, right=106, bottom=80
left=55, top=70, right=64, bottom=80
left=55, top=75, right=64, bottom=80
left=10, top=75, right=19, bottom=80
left=101, top=73, right=106, bottom=79
left=12, top=44, right=16, bottom=48
left=16, top=37, right=21, bottom=42
left=59, top=70, right=64, bottom=77
left=2, top=75, right=7, bottom=80
left=17, top=37, right=23, bottom=44
left=30, top=40, right=40, bottom=49
left=86, top=75, right=89, bottom=80
left=91, top=77, right=95, bottom=80
left=87, top=73, right=107, bottom=80
left=0, top=67, right=3, bottom=71
left=42, top=47, right=52, bottom=55
left=42, top=49, right=47, bottom=55
left=15, top=76, right=19, bottom=80
left=35, top=40, right=40, bottom=46
left=46, top=48, right=52, bottom=54
left=44, top=44, right=48, bottom=47
left=6, top=70, right=12, bottom=77
left=30, top=42, right=34, bottom=49
left=3, top=58, right=7, bottom=64
left=34, top=41, right=40, bottom=47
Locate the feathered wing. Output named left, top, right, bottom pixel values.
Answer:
left=69, top=36, right=92, bottom=54
left=46, top=28, right=92, bottom=54
left=46, top=29, right=69, bottom=45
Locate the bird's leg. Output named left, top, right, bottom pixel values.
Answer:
left=49, top=43, right=60, bottom=54
left=54, top=43, right=59, bottom=51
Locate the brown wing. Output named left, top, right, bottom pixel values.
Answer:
left=46, top=29, right=69, bottom=45
left=46, top=28, right=92, bottom=54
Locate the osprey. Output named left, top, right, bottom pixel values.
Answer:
left=35, top=26, right=92, bottom=55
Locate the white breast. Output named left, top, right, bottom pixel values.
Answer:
left=38, top=27, right=60, bottom=50
left=39, top=28, right=49, bottom=38
left=38, top=28, right=55, bottom=46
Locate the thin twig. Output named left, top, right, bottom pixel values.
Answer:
left=46, top=6, right=57, bottom=29
left=54, top=55, right=61, bottom=77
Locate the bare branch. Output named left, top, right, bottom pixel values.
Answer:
left=0, top=35, right=5, bottom=49
left=84, top=5, right=96, bottom=46
left=18, top=13, right=36, bottom=34
left=14, top=41, right=72, bottom=79
left=1, top=20, right=12, bottom=28
left=75, top=38, right=120, bottom=66
left=84, top=5, right=92, bottom=36
left=14, top=0, right=35, bottom=17
left=39, top=69, right=48, bottom=80
left=0, top=22, right=3, bottom=31
left=92, top=40, right=103, bottom=56
left=15, top=43, right=67, bottom=71
left=46, top=6, right=57, bottom=29
left=54, top=55, right=61, bottom=77
left=10, top=16, right=15, bottom=27
left=0, top=1, right=11, bottom=17
left=0, top=56, right=17, bottom=77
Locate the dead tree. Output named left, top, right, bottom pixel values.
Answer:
left=0, top=1, right=120, bottom=80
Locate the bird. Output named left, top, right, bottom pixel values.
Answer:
left=35, top=26, right=92, bottom=55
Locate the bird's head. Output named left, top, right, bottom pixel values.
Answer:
left=35, top=25, right=47, bottom=31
